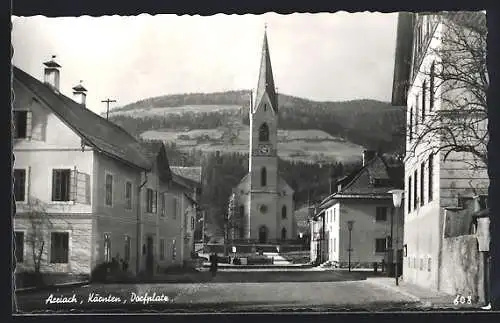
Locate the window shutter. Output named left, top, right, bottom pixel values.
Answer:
left=26, top=111, right=33, bottom=140
left=27, top=166, right=31, bottom=203
left=75, top=171, right=91, bottom=204
left=70, top=167, right=78, bottom=202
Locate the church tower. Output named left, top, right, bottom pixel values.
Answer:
left=246, top=28, right=280, bottom=242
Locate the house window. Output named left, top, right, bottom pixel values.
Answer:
left=281, top=227, right=287, bottom=240
left=408, top=176, right=412, bottom=213
left=239, top=205, right=245, bottom=217
left=172, top=239, right=177, bottom=260
left=421, top=80, right=426, bottom=122
left=259, top=123, right=269, bottom=142
left=413, top=170, right=418, bottom=209
left=333, top=237, right=336, bottom=252
left=191, top=217, right=195, bottom=230
left=333, top=208, right=336, bottom=222
left=428, top=257, right=432, bottom=272
left=124, top=235, right=131, bottom=263
left=375, top=238, right=386, bottom=253
left=420, top=163, right=425, bottom=206
left=13, top=110, right=31, bottom=139
left=103, top=233, right=111, bottom=263
left=415, top=94, right=420, bottom=128
left=281, top=206, right=287, bottom=219
left=375, top=207, right=388, bottom=221
left=50, top=232, right=69, bottom=264
left=419, top=257, right=424, bottom=271
left=172, top=197, right=177, bottom=219
left=14, top=169, right=26, bottom=202
left=261, top=167, right=267, bottom=187
left=429, top=62, right=435, bottom=111
left=125, top=181, right=132, bottom=210
left=409, top=107, right=413, bottom=141
left=15, top=231, right=24, bottom=263
left=146, top=189, right=157, bottom=213
left=428, top=154, right=434, bottom=202
left=160, top=239, right=166, bottom=260
left=160, top=193, right=166, bottom=217
left=239, top=226, right=245, bottom=239
left=52, top=169, right=71, bottom=201
left=105, top=173, right=113, bottom=206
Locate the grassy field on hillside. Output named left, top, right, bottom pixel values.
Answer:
left=140, top=125, right=364, bottom=163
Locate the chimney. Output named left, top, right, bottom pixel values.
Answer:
left=72, top=80, right=87, bottom=106
left=362, top=150, right=377, bottom=166
left=43, top=55, right=61, bottom=91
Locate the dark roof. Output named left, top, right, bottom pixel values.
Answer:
left=254, top=29, right=278, bottom=113
left=14, top=66, right=151, bottom=170
left=319, top=155, right=404, bottom=209
left=391, top=12, right=415, bottom=106
left=170, top=166, right=202, bottom=184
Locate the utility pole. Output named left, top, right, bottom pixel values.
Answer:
left=102, top=98, right=117, bottom=120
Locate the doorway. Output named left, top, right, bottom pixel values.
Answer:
left=258, top=226, right=268, bottom=243
left=146, top=236, right=154, bottom=275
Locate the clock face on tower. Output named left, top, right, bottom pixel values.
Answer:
left=259, top=145, right=271, bottom=155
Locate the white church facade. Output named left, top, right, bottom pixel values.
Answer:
left=232, top=30, right=296, bottom=243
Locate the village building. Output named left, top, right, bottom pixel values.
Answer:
left=391, top=11, right=489, bottom=298
left=232, top=29, right=296, bottom=244
left=311, top=151, right=404, bottom=269
left=12, top=58, right=200, bottom=285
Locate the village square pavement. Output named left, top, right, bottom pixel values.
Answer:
left=14, top=272, right=466, bottom=313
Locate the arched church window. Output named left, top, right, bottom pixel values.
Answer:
left=259, top=123, right=269, bottom=142
left=281, top=227, right=287, bottom=240
left=264, top=104, right=267, bottom=111
left=282, top=206, right=287, bottom=219
left=261, top=167, right=267, bottom=187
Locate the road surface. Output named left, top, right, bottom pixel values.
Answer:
left=15, top=280, right=422, bottom=313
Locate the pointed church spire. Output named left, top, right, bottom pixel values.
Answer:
left=254, top=27, right=278, bottom=112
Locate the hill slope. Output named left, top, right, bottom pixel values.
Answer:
left=108, top=90, right=406, bottom=162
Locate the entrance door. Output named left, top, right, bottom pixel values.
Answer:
left=146, top=236, right=154, bottom=275
left=258, top=226, right=268, bottom=243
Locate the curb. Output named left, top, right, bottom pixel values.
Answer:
left=14, top=281, right=90, bottom=294
left=364, top=278, right=421, bottom=303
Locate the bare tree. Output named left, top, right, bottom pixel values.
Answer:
left=24, top=197, right=53, bottom=284
left=408, top=12, right=488, bottom=170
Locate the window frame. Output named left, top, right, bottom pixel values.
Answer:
left=375, top=238, right=386, bottom=253
left=420, top=162, right=425, bottom=206
left=14, top=168, right=27, bottom=203
left=51, top=168, right=72, bottom=203
left=103, top=232, right=112, bottom=263
left=258, top=123, right=270, bottom=142
left=261, top=167, right=267, bottom=187
left=14, top=231, right=25, bottom=263
left=13, top=110, right=30, bottom=139
left=125, top=180, right=133, bottom=210
left=50, top=231, right=70, bottom=264
left=124, top=235, right=131, bottom=263
left=104, top=171, right=114, bottom=207
left=160, top=238, right=166, bottom=261
left=428, top=154, right=434, bottom=202
left=375, top=206, right=388, bottom=222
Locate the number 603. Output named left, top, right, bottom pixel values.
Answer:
left=453, top=295, right=472, bottom=305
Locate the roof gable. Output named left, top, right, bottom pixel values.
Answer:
left=14, top=66, right=151, bottom=170
left=170, top=166, right=202, bottom=185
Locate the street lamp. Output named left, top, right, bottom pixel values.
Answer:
left=347, top=220, right=354, bottom=272
left=389, top=189, right=404, bottom=286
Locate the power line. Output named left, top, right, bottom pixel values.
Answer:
left=102, top=98, right=117, bottom=120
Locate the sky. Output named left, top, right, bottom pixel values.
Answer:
left=12, top=12, right=398, bottom=115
